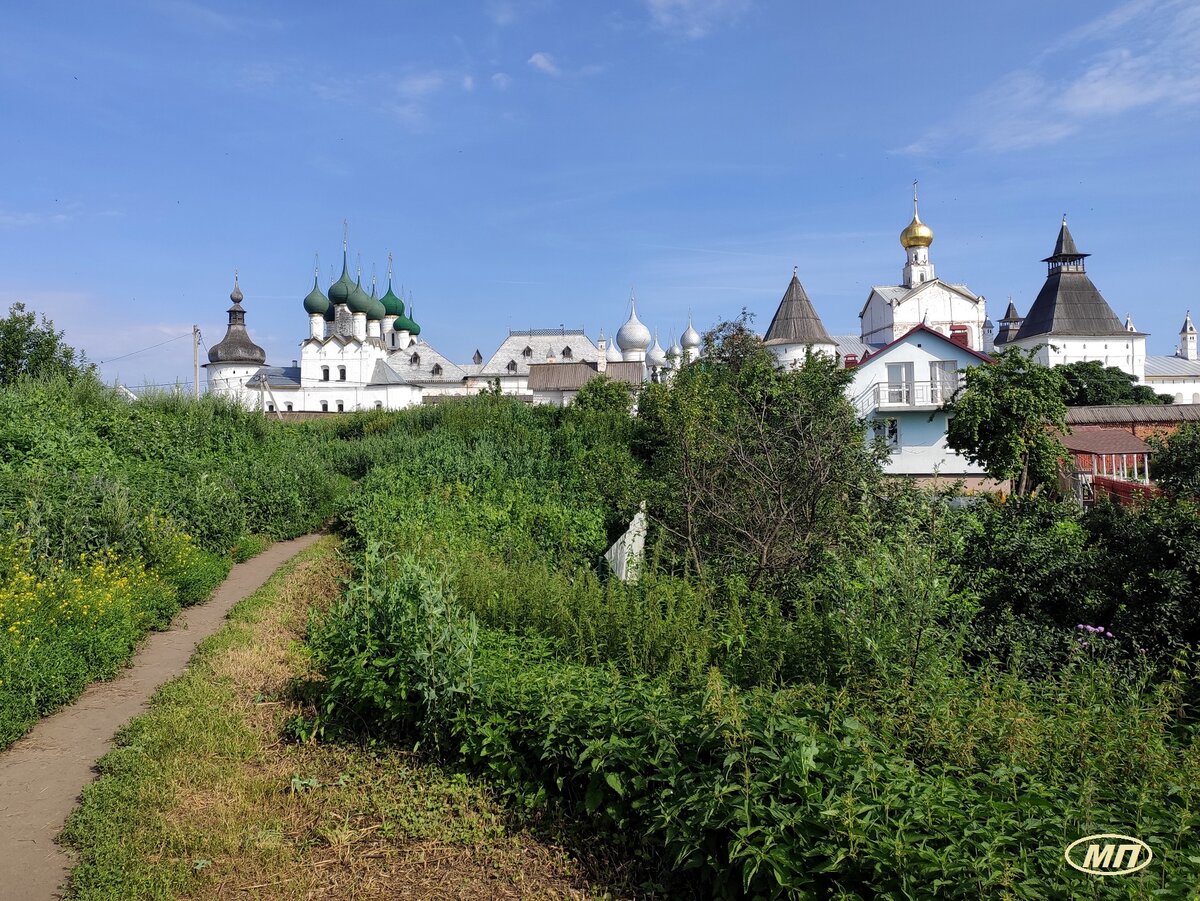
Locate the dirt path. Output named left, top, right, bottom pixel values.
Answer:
left=0, top=534, right=321, bottom=901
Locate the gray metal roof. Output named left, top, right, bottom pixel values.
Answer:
left=367, top=359, right=413, bottom=386
left=1065, top=404, right=1200, bottom=425
left=763, top=274, right=834, bottom=347
left=830, top=334, right=874, bottom=360
left=1144, top=355, right=1200, bottom=378
left=528, top=360, right=644, bottom=391
left=245, top=366, right=299, bottom=388
left=479, top=329, right=598, bottom=377
left=386, top=338, right=467, bottom=384
left=1013, top=270, right=1130, bottom=340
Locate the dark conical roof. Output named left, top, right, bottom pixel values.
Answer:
left=1017, top=222, right=1126, bottom=340
left=763, top=272, right=833, bottom=346
left=208, top=277, right=266, bottom=365
left=1042, top=218, right=1089, bottom=263
left=1001, top=300, right=1021, bottom=322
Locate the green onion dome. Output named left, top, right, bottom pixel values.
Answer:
left=366, top=283, right=386, bottom=321
left=347, top=276, right=374, bottom=315
left=380, top=281, right=405, bottom=317
left=328, top=255, right=355, bottom=306
left=392, top=310, right=417, bottom=333
left=303, top=275, right=330, bottom=315
left=407, top=303, right=421, bottom=336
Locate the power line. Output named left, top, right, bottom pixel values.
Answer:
left=97, top=332, right=191, bottom=365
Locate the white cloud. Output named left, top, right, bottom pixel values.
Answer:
left=645, top=0, right=750, bottom=39
left=462, top=74, right=476, bottom=92
left=527, top=51, right=560, bottom=76
left=0, top=209, right=71, bottom=228
left=486, top=0, right=517, bottom=26
left=902, top=0, right=1200, bottom=154
left=492, top=72, right=512, bottom=90
left=397, top=72, right=445, bottom=98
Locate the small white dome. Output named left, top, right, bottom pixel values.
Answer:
left=667, top=339, right=683, bottom=362
left=605, top=336, right=623, bottom=362
left=616, top=297, right=651, bottom=352
left=647, top=333, right=667, bottom=368
left=681, top=316, right=701, bottom=349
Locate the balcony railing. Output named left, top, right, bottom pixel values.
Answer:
left=854, top=380, right=961, bottom=416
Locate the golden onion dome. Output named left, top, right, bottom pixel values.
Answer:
left=900, top=212, right=934, bottom=249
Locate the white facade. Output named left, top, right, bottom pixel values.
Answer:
left=1011, top=334, right=1147, bottom=382
left=847, top=325, right=988, bottom=478
left=860, top=280, right=988, bottom=353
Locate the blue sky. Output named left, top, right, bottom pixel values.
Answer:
left=1, top=0, right=1198, bottom=387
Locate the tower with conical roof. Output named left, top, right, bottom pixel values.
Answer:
left=1009, top=217, right=1146, bottom=380
left=205, top=275, right=267, bottom=404
left=764, top=267, right=837, bottom=367
left=993, top=299, right=1023, bottom=348
left=1180, top=311, right=1197, bottom=362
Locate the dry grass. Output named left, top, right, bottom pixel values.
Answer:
left=65, top=539, right=616, bottom=901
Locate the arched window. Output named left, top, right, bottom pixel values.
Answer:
left=410, top=353, right=421, bottom=365
left=506, top=360, right=517, bottom=373
left=338, top=366, right=347, bottom=381
left=321, top=366, right=330, bottom=381
left=321, top=401, right=329, bottom=412
left=522, top=346, right=533, bottom=358
left=561, top=346, right=572, bottom=359
left=336, top=401, right=344, bottom=412
left=432, top=363, right=443, bottom=376
left=375, top=401, right=383, bottom=410
left=285, top=403, right=293, bottom=411
left=267, top=403, right=275, bottom=412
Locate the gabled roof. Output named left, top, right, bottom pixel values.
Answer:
left=367, top=359, right=413, bottom=386
left=831, top=334, right=874, bottom=360
left=859, top=279, right=980, bottom=318
left=855, top=323, right=993, bottom=366
left=479, top=329, right=598, bottom=377
left=1013, top=270, right=1131, bottom=340
left=528, top=360, right=644, bottom=391
left=763, top=274, right=835, bottom=347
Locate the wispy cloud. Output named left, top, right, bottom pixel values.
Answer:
left=645, top=0, right=751, bottom=39
left=0, top=206, right=76, bottom=228
left=492, top=72, right=512, bottom=90
left=527, top=51, right=560, bottom=76
left=902, top=0, right=1200, bottom=154
left=149, top=0, right=281, bottom=34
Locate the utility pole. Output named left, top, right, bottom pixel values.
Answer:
left=192, top=325, right=201, bottom=399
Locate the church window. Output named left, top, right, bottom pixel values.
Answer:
left=337, top=401, right=344, bottom=412
left=338, top=366, right=346, bottom=381
left=321, top=401, right=329, bottom=412
left=321, top=366, right=330, bottom=381
left=432, top=363, right=443, bottom=376
left=506, top=360, right=517, bottom=373
left=562, top=346, right=572, bottom=359
left=285, top=403, right=293, bottom=412
left=410, top=353, right=421, bottom=365
left=375, top=401, right=383, bottom=410
left=267, top=403, right=275, bottom=412
left=522, top=346, right=533, bottom=358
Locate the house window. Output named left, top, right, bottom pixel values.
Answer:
left=432, top=363, right=443, bottom=376
left=506, top=360, right=517, bottom=373
left=929, top=360, right=958, bottom=404
left=321, top=401, right=329, bottom=412
left=336, top=401, right=344, bottom=412
left=285, top=403, right=293, bottom=412
left=321, top=366, right=330, bottom=381
left=872, top=418, right=900, bottom=450
left=338, top=366, right=346, bottom=381
left=562, top=346, right=572, bottom=359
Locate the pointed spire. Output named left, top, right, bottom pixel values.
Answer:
left=1182, top=311, right=1196, bottom=335
left=1125, top=313, right=1137, bottom=332
left=230, top=270, right=243, bottom=305
left=1044, top=215, right=1087, bottom=265
left=763, top=268, right=833, bottom=347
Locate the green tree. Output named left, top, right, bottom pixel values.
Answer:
left=0, top=302, right=88, bottom=386
left=571, top=374, right=633, bottom=414
left=638, top=315, right=883, bottom=591
left=1055, top=360, right=1171, bottom=406
left=1149, top=422, right=1200, bottom=497
left=943, top=347, right=1068, bottom=496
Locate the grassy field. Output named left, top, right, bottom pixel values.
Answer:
left=63, top=538, right=613, bottom=901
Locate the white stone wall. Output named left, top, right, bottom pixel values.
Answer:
left=1012, top=334, right=1146, bottom=381
left=861, top=281, right=988, bottom=352
left=768, top=342, right=838, bottom=368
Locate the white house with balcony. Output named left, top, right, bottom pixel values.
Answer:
left=848, top=324, right=990, bottom=480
